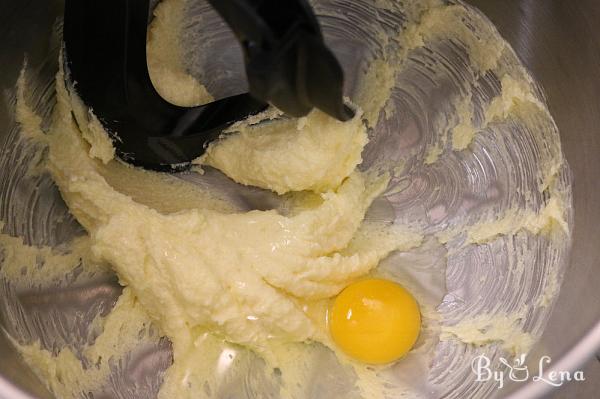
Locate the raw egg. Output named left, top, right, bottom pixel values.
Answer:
left=329, top=278, right=421, bottom=364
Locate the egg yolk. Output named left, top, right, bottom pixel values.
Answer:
left=329, top=278, right=421, bottom=364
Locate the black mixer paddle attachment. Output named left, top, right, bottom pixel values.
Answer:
left=63, top=0, right=354, bottom=170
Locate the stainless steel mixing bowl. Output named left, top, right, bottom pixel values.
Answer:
left=1, top=0, right=599, bottom=398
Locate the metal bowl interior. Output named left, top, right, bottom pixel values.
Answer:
left=0, top=1, right=599, bottom=398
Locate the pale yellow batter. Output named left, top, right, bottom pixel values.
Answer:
left=48, top=56, right=423, bottom=349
